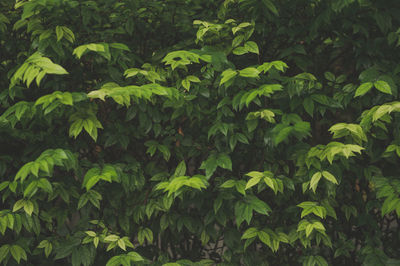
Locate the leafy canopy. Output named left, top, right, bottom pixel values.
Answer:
left=1, top=0, right=400, bottom=265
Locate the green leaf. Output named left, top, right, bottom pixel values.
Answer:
left=220, top=180, right=236, bottom=188
left=105, top=256, right=123, bottom=266
left=174, top=161, right=186, bottom=177
left=85, top=175, right=101, bottom=191
left=262, top=0, right=279, bottom=15
left=324, top=72, right=335, bottom=81
left=109, top=43, right=130, bottom=51
left=217, top=153, right=232, bottom=171
left=38, top=178, right=53, bottom=193
left=239, top=67, right=260, bottom=78
left=310, top=172, right=322, bottom=193
left=44, top=242, right=52, bottom=257
left=315, top=256, right=328, bottom=266
left=257, top=230, right=271, bottom=247
left=138, top=228, right=153, bottom=245
left=372, top=104, right=393, bottom=122
left=274, top=126, right=292, bottom=145
left=104, top=235, right=120, bottom=242
left=242, top=227, right=258, bottom=239
left=305, top=224, right=314, bottom=237
left=0, top=181, right=10, bottom=192
left=303, top=97, right=314, bottom=117
left=77, top=193, right=89, bottom=210
left=23, top=180, right=38, bottom=198
left=382, top=197, right=400, bottom=216
left=10, top=245, right=26, bottom=264
left=61, top=26, right=75, bottom=43
left=297, top=201, right=317, bottom=209
left=127, top=252, right=144, bottom=262
left=322, top=171, right=338, bottom=184
left=23, top=200, right=34, bottom=216
left=245, top=176, right=262, bottom=190
left=73, top=46, right=87, bottom=59
left=186, top=75, right=200, bottom=83
left=249, top=195, right=271, bottom=215
left=374, top=80, right=392, bottom=95
left=158, top=145, right=171, bottom=161
left=0, top=245, right=10, bottom=263
left=244, top=41, right=259, bottom=54
left=182, top=79, right=190, bottom=90
left=220, top=69, right=237, bottom=86
left=85, top=231, right=96, bottom=237
left=55, top=26, right=64, bottom=41
left=232, top=35, right=244, bottom=48
left=82, top=167, right=101, bottom=190
left=13, top=199, right=25, bottom=212
left=312, top=206, right=327, bottom=219
left=232, top=47, right=248, bottom=55
left=117, top=239, right=126, bottom=251
left=354, top=82, right=373, bottom=97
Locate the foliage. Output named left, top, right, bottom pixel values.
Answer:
left=1, top=0, right=400, bottom=265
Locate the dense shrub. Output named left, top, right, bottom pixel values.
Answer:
left=1, top=0, right=400, bottom=265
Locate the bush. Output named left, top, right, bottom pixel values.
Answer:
left=1, top=0, right=400, bottom=265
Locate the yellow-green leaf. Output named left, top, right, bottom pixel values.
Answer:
left=354, top=82, right=373, bottom=97
left=309, top=172, right=322, bottom=193
left=322, top=171, right=338, bottom=184
left=374, top=80, right=392, bottom=95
